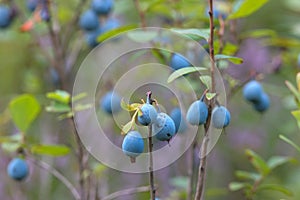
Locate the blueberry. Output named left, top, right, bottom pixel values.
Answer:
left=7, top=158, right=29, bottom=181
left=100, top=90, right=121, bottom=114
left=170, top=107, right=187, bottom=133
left=243, top=80, right=263, bottom=103
left=85, top=26, right=103, bottom=47
left=186, top=100, right=208, bottom=126
left=0, top=6, right=12, bottom=29
left=40, top=6, right=50, bottom=22
left=91, top=0, right=114, bottom=16
left=79, top=10, right=99, bottom=31
left=153, top=112, right=176, bottom=141
left=254, top=93, right=270, bottom=112
left=26, top=0, right=38, bottom=12
left=138, top=103, right=158, bottom=126
left=170, top=53, right=191, bottom=70
left=101, top=18, right=120, bottom=33
left=122, top=131, right=144, bottom=162
left=212, top=106, right=231, bottom=129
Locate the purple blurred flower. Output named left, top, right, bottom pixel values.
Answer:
left=227, top=39, right=274, bottom=81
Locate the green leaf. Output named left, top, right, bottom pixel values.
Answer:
left=171, top=28, right=210, bottom=41
left=127, top=29, right=158, bottom=43
left=0, top=134, right=22, bottom=143
left=256, top=184, right=293, bottom=196
left=229, top=182, right=251, bottom=192
left=279, top=134, right=300, bottom=153
left=235, top=170, right=261, bottom=181
left=285, top=81, right=300, bottom=102
left=121, top=99, right=141, bottom=111
left=241, top=29, right=277, bottom=39
left=46, top=101, right=71, bottom=113
left=170, top=176, right=188, bottom=189
left=97, top=24, right=138, bottom=42
left=228, top=0, right=269, bottom=19
left=1, top=134, right=22, bottom=153
left=72, top=93, right=87, bottom=102
left=267, top=156, right=294, bottom=170
left=206, top=93, right=216, bottom=100
left=167, top=67, right=207, bottom=83
left=245, top=149, right=270, bottom=176
left=121, top=109, right=139, bottom=135
left=291, top=110, right=300, bottom=129
left=200, top=75, right=212, bottom=89
left=74, top=104, right=93, bottom=112
left=9, top=94, right=41, bottom=132
left=46, top=90, right=70, bottom=104
left=92, top=163, right=107, bottom=177
left=31, top=144, right=70, bottom=156
left=58, top=112, right=74, bottom=120
left=215, top=54, right=243, bottom=64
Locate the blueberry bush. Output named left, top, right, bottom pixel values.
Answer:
left=1, top=0, right=300, bottom=200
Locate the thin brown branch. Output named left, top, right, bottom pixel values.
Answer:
left=27, top=156, right=81, bottom=200
left=102, top=186, right=152, bottom=200
left=187, top=139, right=197, bottom=200
left=148, top=125, right=156, bottom=200
left=194, top=0, right=216, bottom=199
left=69, top=116, right=86, bottom=200
left=133, top=0, right=147, bottom=28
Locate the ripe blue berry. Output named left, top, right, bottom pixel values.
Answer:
left=100, top=91, right=121, bottom=114
left=0, top=6, right=12, bottom=29
left=91, top=0, right=114, bottom=16
left=212, top=106, right=231, bottom=129
left=170, top=107, right=187, bottom=133
left=26, top=0, right=38, bottom=12
left=122, top=131, right=144, bottom=163
left=170, top=53, right=191, bottom=70
left=101, top=18, right=120, bottom=33
left=138, top=103, right=158, bottom=126
left=153, top=112, right=176, bottom=141
left=85, top=27, right=102, bottom=47
left=186, top=100, right=208, bottom=126
left=254, top=93, right=270, bottom=112
left=7, top=158, right=29, bottom=181
left=79, top=10, right=99, bottom=31
left=243, top=80, right=263, bottom=103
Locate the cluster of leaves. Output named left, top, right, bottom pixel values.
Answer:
left=0, top=94, right=69, bottom=157
left=229, top=149, right=295, bottom=199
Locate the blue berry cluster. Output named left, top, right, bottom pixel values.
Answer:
left=243, top=80, right=270, bottom=112
left=79, top=0, right=120, bottom=47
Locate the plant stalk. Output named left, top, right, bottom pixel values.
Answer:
left=194, top=0, right=216, bottom=199
left=148, top=125, right=156, bottom=200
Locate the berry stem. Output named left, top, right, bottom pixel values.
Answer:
left=147, top=91, right=156, bottom=200
left=28, top=155, right=81, bottom=200
left=194, top=0, right=216, bottom=199
left=148, top=125, right=156, bottom=200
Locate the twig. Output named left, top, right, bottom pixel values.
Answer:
left=133, top=0, right=147, bottom=28
left=194, top=0, right=216, bottom=199
left=146, top=91, right=156, bottom=200
left=148, top=125, right=156, bottom=200
left=102, top=186, right=152, bottom=200
left=27, top=156, right=81, bottom=200
left=187, top=139, right=197, bottom=200
left=69, top=116, right=86, bottom=200
left=62, top=0, right=88, bottom=54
